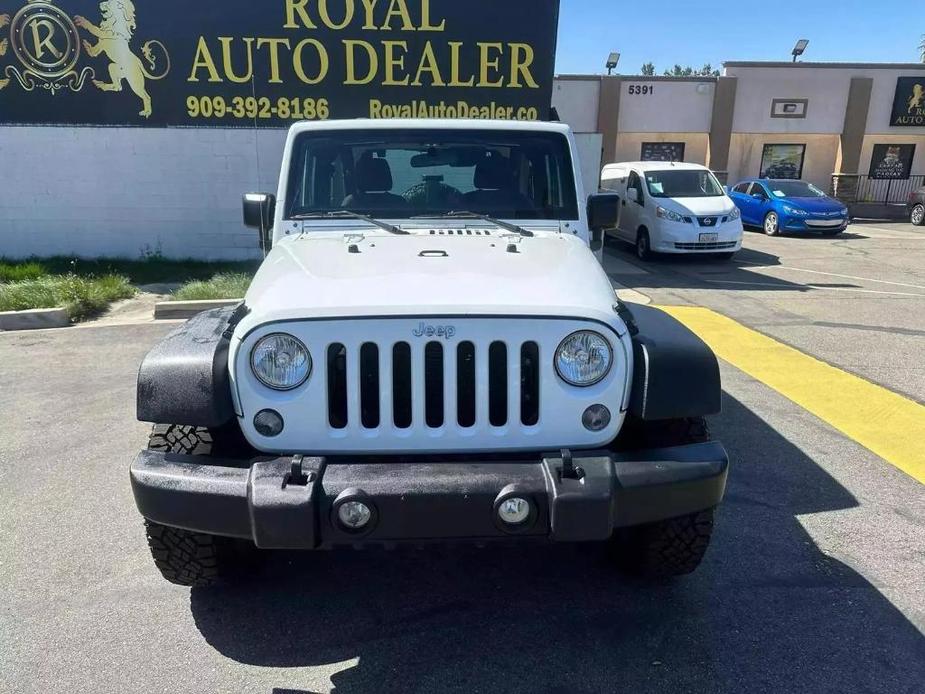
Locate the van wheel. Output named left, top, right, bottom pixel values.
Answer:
left=763, top=212, right=780, bottom=236
left=635, top=230, right=652, bottom=260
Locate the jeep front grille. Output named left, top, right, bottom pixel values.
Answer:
left=325, top=339, right=541, bottom=430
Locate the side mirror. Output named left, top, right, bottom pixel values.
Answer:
left=751, top=192, right=765, bottom=200
left=587, top=193, right=620, bottom=252
left=243, top=193, right=276, bottom=253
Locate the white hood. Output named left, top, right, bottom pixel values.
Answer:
left=663, top=196, right=735, bottom=216
left=238, top=229, right=622, bottom=333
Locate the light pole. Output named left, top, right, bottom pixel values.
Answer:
left=791, top=39, right=809, bottom=63
left=606, top=52, right=621, bottom=76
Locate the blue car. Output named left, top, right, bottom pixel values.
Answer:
left=728, top=179, right=849, bottom=236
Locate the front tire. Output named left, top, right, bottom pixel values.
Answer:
left=636, top=229, right=652, bottom=261
left=763, top=211, right=780, bottom=236
left=144, top=424, right=254, bottom=587
left=619, top=509, right=715, bottom=578
left=911, top=203, right=925, bottom=226
left=611, top=417, right=716, bottom=577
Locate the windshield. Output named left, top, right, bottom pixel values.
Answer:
left=768, top=181, right=826, bottom=198
left=285, top=129, right=578, bottom=221
left=644, top=169, right=725, bottom=198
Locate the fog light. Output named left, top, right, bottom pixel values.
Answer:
left=582, top=404, right=611, bottom=432
left=337, top=501, right=372, bottom=530
left=498, top=497, right=531, bottom=525
left=253, top=409, right=284, bottom=437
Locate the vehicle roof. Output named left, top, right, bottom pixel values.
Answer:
left=288, top=118, right=574, bottom=136
left=741, top=178, right=815, bottom=185
left=602, top=161, right=712, bottom=173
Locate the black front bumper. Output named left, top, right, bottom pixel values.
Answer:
left=130, top=444, right=728, bottom=549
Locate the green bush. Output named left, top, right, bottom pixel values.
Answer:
left=0, top=274, right=135, bottom=322
left=0, top=261, right=48, bottom=282
left=0, top=256, right=260, bottom=285
left=171, top=273, right=252, bottom=301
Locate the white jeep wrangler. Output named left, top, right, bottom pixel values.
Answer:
left=132, top=119, right=727, bottom=586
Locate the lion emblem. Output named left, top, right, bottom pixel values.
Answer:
left=0, top=14, right=9, bottom=91
left=75, top=1, right=169, bottom=117
left=909, top=83, right=924, bottom=114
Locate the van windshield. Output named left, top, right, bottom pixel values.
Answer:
left=285, top=129, right=579, bottom=220
left=644, top=169, right=725, bottom=198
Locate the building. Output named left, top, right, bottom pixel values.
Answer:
left=1, top=59, right=923, bottom=260
left=554, top=62, right=925, bottom=216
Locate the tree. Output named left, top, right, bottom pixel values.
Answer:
left=640, top=62, right=656, bottom=76
left=662, top=63, right=720, bottom=77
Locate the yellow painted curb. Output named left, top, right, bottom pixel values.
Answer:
left=659, top=305, right=925, bottom=484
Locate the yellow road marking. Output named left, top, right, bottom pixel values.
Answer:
left=659, top=306, right=925, bottom=484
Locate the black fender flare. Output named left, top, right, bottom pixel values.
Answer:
left=136, top=306, right=246, bottom=427
left=621, top=303, right=721, bottom=420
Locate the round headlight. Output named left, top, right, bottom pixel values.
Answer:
left=251, top=333, right=311, bottom=390
left=555, top=331, right=613, bottom=386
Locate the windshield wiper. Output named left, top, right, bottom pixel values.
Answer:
left=291, top=210, right=408, bottom=235
left=412, top=211, right=534, bottom=237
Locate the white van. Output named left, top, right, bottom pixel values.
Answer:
left=600, top=161, right=743, bottom=260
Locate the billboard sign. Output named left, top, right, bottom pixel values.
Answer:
left=890, top=77, right=925, bottom=127
left=868, top=143, right=916, bottom=180
left=0, top=0, right=560, bottom=127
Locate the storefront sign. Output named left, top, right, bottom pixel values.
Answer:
left=868, top=144, right=916, bottom=179
left=759, top=144, right=805, bottom=179
left=641, top=141, right=685, bottom=162
left=890, top=77, right=925, bottom=127
left=0, top=0, right=559, bottom=127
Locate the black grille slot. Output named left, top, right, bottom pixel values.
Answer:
left=424, top=342, right=444, bottom=428
left=392, top=342, right=412, bottom=429
left=488, top=341, right=508, bottom=426
left=457, top=342, right=476, bottom=427
left=520, top=342, right=540, bottom=426
left=327, top=344, right=348, bottom=429
left=359, top=343, right=379, bottom=429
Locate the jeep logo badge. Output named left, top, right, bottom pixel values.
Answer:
left=413, top=322, right=456, bottom=339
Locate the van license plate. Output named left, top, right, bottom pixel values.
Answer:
left=699, top=233, right=718, bottom=242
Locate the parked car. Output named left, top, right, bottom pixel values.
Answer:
left=908, top=186, right=925, bottom=226
left=728, top=179, right=848, bottom=236
left=600, top=162, right=743, bottom=261
left=130, top=119, right=729, bottom=587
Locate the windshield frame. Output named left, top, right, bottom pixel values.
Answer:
left=282, top=128, right=580, bottom=222
left=643, top=168, right=726, bottom=199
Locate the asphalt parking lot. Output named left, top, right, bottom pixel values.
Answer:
left=2, top=222, right=924, bottom=693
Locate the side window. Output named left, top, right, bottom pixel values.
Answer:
left=627, top=171, right=644, bottom=202
left=733, top=182, right=750, bottom=194
left=749, top=182, right=767, bottom=198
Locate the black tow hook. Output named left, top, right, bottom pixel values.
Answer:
left=559, top=448, right=585, bottom=481
left=285, top=454, right=313, bottom=487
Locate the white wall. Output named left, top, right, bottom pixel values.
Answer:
left=727, top=66, right=849, bottom=134
left=0, top=127, right=284, bottom=260
left=552, top=78, right=600, bottom=133
left=573, top=133, right=603, bottom=193
left=618, top=80, right=714, bottom=133
left=726, top=64, right=925, bottom=136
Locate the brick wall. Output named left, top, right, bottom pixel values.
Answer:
left=0, top=127, right=286, bottom=260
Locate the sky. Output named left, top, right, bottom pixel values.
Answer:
left=554, top=0, right=925, bottom=75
